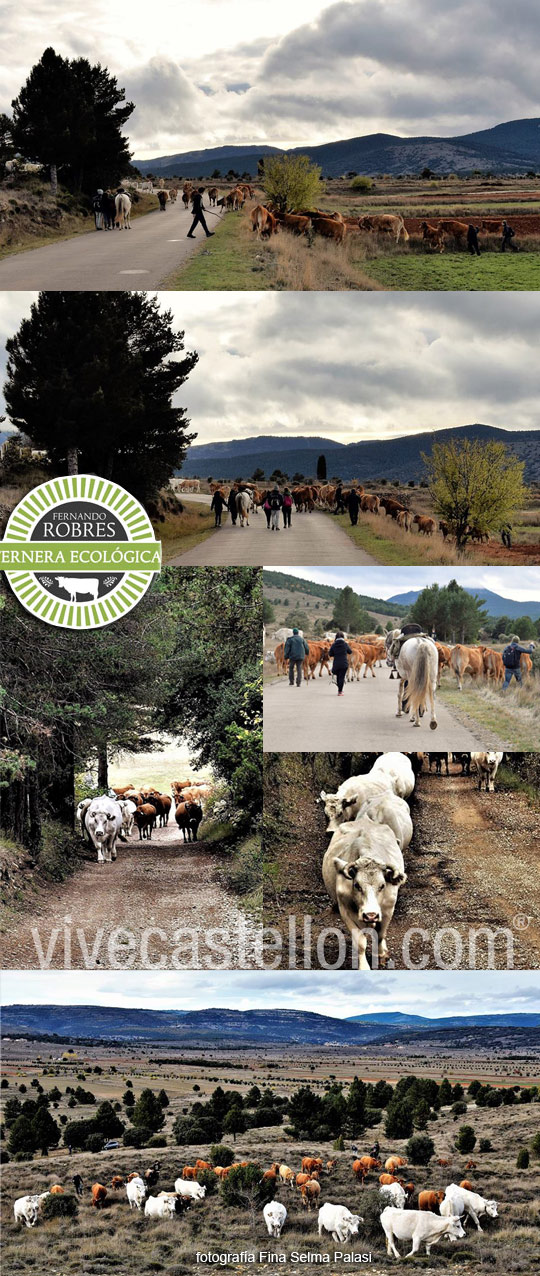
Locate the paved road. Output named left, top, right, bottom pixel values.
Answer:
left=264, top=668, right=497, bottom=751
left=172, top=496, right=377, bottom=565
left=0, top=204, right=220, bottom=290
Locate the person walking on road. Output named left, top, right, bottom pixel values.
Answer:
left=467, top=224, right=481, bottom=256
left=284, top=628, right=309, bottom=687
left=282, top=488, right=293, bottom=528
left=269, top=487, right=284, bottom=530
left=263, top=493, right=272, bottom=529
left=92, top=190, right=104, bottom=230
left=501, top=635, right=535, bottom=689
left=329, top=630, right=353, bottom=697
left=187, top=187, right=214, bottom=239
left=348, top=488, right=360, bottom=525
left=501, top=221, right=517, bottom=252
left=227, top=486, right=238, bottom=526
left=334, top=483, right=346, bottom=514
left=210, top=488, right=225, bottom=526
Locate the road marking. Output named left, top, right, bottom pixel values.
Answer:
left=119, top=269, right=150, bottom=275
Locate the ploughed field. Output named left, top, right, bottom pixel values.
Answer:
left=1, top=1041, right=539, bottom=1276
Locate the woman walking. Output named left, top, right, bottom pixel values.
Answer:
left=282, top=488, right=293, bottom=528
left=328, top=631, right=352, bottom=697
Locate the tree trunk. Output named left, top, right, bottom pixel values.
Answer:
left=66, top=447, right=79, bottom=475
left=50, top=163, right=58, bottom=196
left=97, top=745, right=108, bottom=791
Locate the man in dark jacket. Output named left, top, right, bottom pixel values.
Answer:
left=501, top=221, right=517, bottom=252
left=467, top=224, right=481, bottom=256
left=210, top=488, right=225, bottom=526
left=500, top=522, right=512, bottom=548
left=329, top=631, right=353, bottom=696
left=334, top=484, right=346, bottom=514
left=284, top=628, right=309, bottom=686
left=348, top=488, right=360, bottom=525
left=501, top=634, right=535, bottom=689
left=228, top=486, right=238, bottom=526
left=187, top=187, right=214, bottom=238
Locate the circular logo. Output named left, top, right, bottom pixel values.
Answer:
left=1, top=475, right=161, bottom=629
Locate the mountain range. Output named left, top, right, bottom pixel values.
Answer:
left=388, top=587, right=540, bottom=621
left=2, top=1005, right=539, bottom=1047
left=134, top=118, right=540, bottom=178
left=180, top=424, right=540, bottom=483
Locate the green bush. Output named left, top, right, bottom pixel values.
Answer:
left=479, top=1138, right=492, bottom=1153
left=41, top=1193, right=78, bottom=1220
left=123, top=1126, right=152, bottom=1149
left=197, top=1168, right=218, bottom=1195
left=516, top=1148, right=530, bottom=1169
left=333, top=1135, right=345, bottom=1151
left=85, top=1133, right=104, bottom=1153
left=210, top=1144, right=235, bottom=1167
left=531, top=1132, right=540, bottom=1159
left=149, top=1134, right=167, bottom=1147
left=406, top=1134, right=435, bottom=1166
left=456, top=1125, right=476, bottom=1154
left=351, top=176, right=373, bottom=191
left=220, top=1163, right=272, bottom=1209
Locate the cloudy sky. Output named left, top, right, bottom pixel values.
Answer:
left=2, top=969, right=539, bottom=1018
left=2, top=0, right=540, bottom=156
left=1, top=291, right=539, bottom=447
left=278, top=566, right=540, bottom=603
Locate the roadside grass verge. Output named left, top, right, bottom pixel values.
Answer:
left=364, top=249, right=540, bottom=290
left=438, top=678, right=540, bottom=750
left=331, top=511, right=464, bottom=565
left=0, top=818, right=81, bottom=928
left=162, top=211, right=275, bottom=289
left=156, top=501, right=216, bottom=563
left=201, top=817, right=262, bottom=914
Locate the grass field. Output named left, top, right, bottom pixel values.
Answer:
left=156, top=500, right=216, bottom=563
left=364, top=250, right=540, bottom=290
left=1, top=1040, right=539, bottom=1276
left=439, top=675, right=540, bottom=750
left=162, top=212, right=274, bottom=290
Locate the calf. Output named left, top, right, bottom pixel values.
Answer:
left=263, top=1200, right=287, bottom=1238
left=471, top=751, right=504, bottom=792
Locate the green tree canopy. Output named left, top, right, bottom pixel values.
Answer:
left=4, top=291, right=198, bottom=498
left=262, top=153, right=324, bottom=212
left=424, top=438, right=526, bottom=547
left=331, top=586, right=372, bottom=634
left=11, top=46, right=134, bottom=193
left=409, top=579, right=488, bottom=643
left=131, top=1089, right=164, bottom=1133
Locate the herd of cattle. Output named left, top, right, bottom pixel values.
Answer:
left=279, top=482, right=488, bottom=544
left=75, top=778, right=210, bottom=864
left=318, top=749, right=504, bottom=964
left=12, top=1148, right=498, bottom=1259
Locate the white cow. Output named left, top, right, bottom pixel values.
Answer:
left=115, top=193, right=132, bottom=228
left=126, top=1176, right=146, bottom=1210
left=174, top=1179, right=206, bottom=1200
left=320, top=774, right=392, bottom=832
left=263, top=1200, right=287, bottom=1238
left=145, top=1194, right=177, bottom=1218
left=470, top=752, right=504, bottom=792
left=85, top=796, right=123, bottom=864
left=379, top=1182, right=407, bottom=1208
left=322, top=816, right=406, bottom=969
left=13, top=1195, right=41, bottom=1227
left=117, top=798, right=137, bottom=840
left=76, top=797, right=92, bottom=841
left=356, top=791, right=413, bottom=851
left=318, top=1202, right=363, bottom=1243
left=236, top=491, right=252, bottom=527
left=381, top=1206, right=466, bottom=1258
left=55, top=576, right=100, bottom=604
left=370, top=752, right=416, bottom=799
left=441, top=1184, right=498, bottom=1232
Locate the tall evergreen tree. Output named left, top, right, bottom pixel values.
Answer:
left=11, top=47, right=133, bottom=193
left=331, top=586, right=371, bottom=633
left=131, top=1089, right=164, bottom=1132
left=317, top=454, right=327, bottom=480
left=4, top=292, right=198, bottom=501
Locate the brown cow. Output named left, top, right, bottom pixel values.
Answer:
left=482, top=647, right=504, bottom=685
left=274, top=642, right=286, bottom=676
left=360, top=493, right=380, bottom=514
left=413, top=514, right=436, bottom=536
left=436, top=219, right=469, bottom=243
left=396, top=509, right=412, bottom=531
left=420, top=220, right=446, bottom=252
left=274, top=211, right=310, bottom=234
left=300, top=1179, right=321, bottom=1209
left=419, top=1189, right=445, bottom=1212
left=465, top=1160, right=477, bottom=1170
left=481, top=219, right=503, bottom=233
left=92, top=1184, right=107, bottom=1209
left=450, top=644, right=484, bottom=691
left=437, top=1158, right=452, bottom=1167
left=311, top=216, right=346, bottom=243
left=208, top=187, right=219, bottom=206
left=111, top=1176, right=124, bottom=1190
left=182, top=1166, right=196, bottom=1180
left=250, top=205, right=278, bottom=238
left=301, top=1156, right=323, bottom=1176
left=358, top=213, right=409, bottom=242
left=112, top=784, right=135, bottom=796
left=435, top=642, right=452, bottom=687
left=133, top=803, right=156, bottom=840
left=379, top=1173, right=405, bottom=1186
left=460, top=1179, right=474, bottom=1191
left=50, top=1185, right=64, bottom=1194
left=385, top=1156, right=408, bottom=1173
left=520, top=652, right=533, bottom=678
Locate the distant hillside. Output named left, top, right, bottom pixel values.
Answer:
left=3, top=1005, right=539, bottom=1047
left=263, top=570, right=408, bottom=619
left=181, top=424, right=540, bottom=483
left=134, top=117, right=540, bottom=178
left=388, top=586, right=540, bottom=622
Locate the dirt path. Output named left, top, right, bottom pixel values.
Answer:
left=172, top=496, right=377, bottom=565
left=264, top=765, right=540, bottom=970
left=263, top=668, right=503, bottom=751
left=0, top=819, right=260, bottom=969
left=0, top=205, right=221, bottom=290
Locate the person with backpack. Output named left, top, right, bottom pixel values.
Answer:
left=328, top=630, right=353, bottom=697
left=282, top=488, right=293, bottom=528
left=284, top=628, right=310, bottom=687
left=269, top=487, right=284, bottom=530
left=227, top=486, right=238, bottom=526
left=92, top=189, right=104, bottom=230
left=263, top=493, right=272, bottom=529
left=501, top=634, right=535, bottom=689
left=467, top=224, right=481, bottom=256
left=501, top=221, right=517, bottom=252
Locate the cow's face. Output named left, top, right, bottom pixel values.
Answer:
left=88, top=804, right=118, bottom=839
left=321, top=792, right=341, bottom=831
left=446, top=1219, right=466, bottom=1240
left=334, top=858, right=406, bottom=925
left=485, top=1201, right=498, bottom=1218
left=346, top=1216, right=361, bottom=1237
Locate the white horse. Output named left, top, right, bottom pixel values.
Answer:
left=115, top=192, right=132, bottom=229
left=386, top=630, right=438, bottom=730
left=236, top=490, right=251, bottom=527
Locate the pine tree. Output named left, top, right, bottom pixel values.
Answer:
left=347, top=1077, right=367, bottom=1134
left=4, top=292, right=198, bottom=502
left=131, top=1089, right=164, bottom=1133
left=31, top=1107, right=60, bottom=1156
left=317, top=454, right=327, bottom=481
